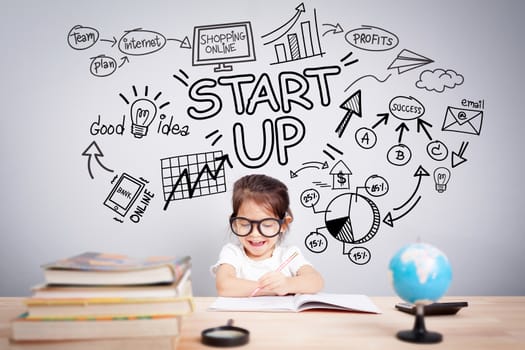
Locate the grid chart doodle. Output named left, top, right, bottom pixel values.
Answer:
left=161, top=151, right=227, bottom=202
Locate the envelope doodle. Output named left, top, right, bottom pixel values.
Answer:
left=441, top=106, right=483, bottom=135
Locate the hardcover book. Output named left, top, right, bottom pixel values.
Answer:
left=10, top=313, right=182, bottom=341
left=41, top=252, right=191, bottom=286
left=9, top=336, right=179, bottom=350
left=31, top=269, right=191, bottom=299
left=24, top=294, right=194, bottom=318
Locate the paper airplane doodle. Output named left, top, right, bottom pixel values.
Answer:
left=388, top=49, right=434, bottom=74
left=335, top=90, right=362, bottom=138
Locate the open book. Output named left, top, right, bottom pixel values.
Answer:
left=209, top=293, right=381, bottom=313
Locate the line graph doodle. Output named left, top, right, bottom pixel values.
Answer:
left=161, top=151, right=233, bottom=210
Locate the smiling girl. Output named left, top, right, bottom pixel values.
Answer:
left=211, top=174, right=324, bottom=297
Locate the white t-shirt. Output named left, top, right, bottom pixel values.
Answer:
left=210, top=243, right=312, bottom=281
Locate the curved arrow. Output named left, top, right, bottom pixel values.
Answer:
left=393, top=165, right=429, bottom=211
left=383, top=196, right=421, bottom=228
left=167, top=36, right=192, bottom=49
left=290, top=161, right=329, bottom=178
left=81, top=141, right=114, bottom=179
left=118, top=56, right=129, bottom=68
left=261, top=3, right=305, bottom=45
left=322, top=23, right=343, bottom=36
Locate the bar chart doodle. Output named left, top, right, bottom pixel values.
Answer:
left=262, top=3, right=324, bottom=65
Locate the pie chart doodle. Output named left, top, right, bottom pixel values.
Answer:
left=324, top=192, right=380, bottom=245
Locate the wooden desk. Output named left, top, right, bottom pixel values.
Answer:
left=1, top=297, right=524, bottom=349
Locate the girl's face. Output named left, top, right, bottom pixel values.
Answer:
left=236, top=199, right=289, bottom=260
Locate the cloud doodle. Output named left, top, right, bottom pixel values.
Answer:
left=416, top=68, right=464, bottom=93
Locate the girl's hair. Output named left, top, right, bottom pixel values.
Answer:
left=231, top=174, right=292, bottom=220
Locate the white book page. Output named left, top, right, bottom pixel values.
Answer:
left=294, top=293, right=381, bottom=313
left=209, top=295, right=296, bottom=311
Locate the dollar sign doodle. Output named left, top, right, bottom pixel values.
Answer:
left=337, top=171, right=346, bottom=185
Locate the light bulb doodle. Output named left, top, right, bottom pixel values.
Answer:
left=130, top=98, right=157, bottom=138
left=433, top=167, right=451, bottom=193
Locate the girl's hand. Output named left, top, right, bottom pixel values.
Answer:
left=257, top=271, right=290, bottom=296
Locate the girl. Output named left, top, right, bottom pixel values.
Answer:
left=211, top=174, right=324, bottom=297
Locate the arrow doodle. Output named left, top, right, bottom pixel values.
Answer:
left=384, top=165, right=429, bottom=227
left=322, top=23, right=344, bottom=36
left=395, top=122, right=409, bottom=143
left=261, top=3, right=305, bottom=45
left=451, top=141, right=469, bottom=168
left=383, top=196, right=421, bottom=228
left=372, top=113, right=389, bottom=129
left=167, top=36, right=192, bottom=49
left=81, top=141, right=114, bottom=179
left=100, top=36, right=117, bottom=47
left=335, top=90, right=362, bottom=138
left=290, top=161, right=329, bottom=178
left=417, top=118, right=433, bottom=140
left=118, top=56, right=129, bottom=68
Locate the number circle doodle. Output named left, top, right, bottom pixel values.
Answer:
left=300, top=189, right=320, bottom=208
left=304, top=232, right=328, bottom=253
left=365, top=175, right=389, bottom=197
left=348, top=246, right=371, bottom=265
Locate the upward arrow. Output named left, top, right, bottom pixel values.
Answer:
left=81, top=141, right=114, bottom=179
left=261, top=3, right=305, bottom=45
left=335, top=90, right=362, bottom=138
left=395, top=122, right=410, bottom=143
left=383, top=165, right=429, bottom=227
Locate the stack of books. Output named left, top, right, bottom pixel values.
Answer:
left=9, top=252, right=193, bottom=350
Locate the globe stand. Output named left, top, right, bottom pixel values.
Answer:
left=397, top=304, right=442, bottom=343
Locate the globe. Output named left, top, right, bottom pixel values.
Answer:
left=389, top=242, right=452, bottom=304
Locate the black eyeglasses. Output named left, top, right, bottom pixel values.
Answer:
left=229, top=217, right=284, bottom=238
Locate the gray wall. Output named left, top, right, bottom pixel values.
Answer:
left=1, top=0, right=524, bottom=297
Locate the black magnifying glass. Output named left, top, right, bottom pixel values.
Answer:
left=201, top=319, right=250, bottom=347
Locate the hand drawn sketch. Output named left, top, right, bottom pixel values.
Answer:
left=81, top=141, right=114, bottom=179
left=192, top=22, right=256, bottom=72
left=161, top=151, right=232, bottom=210
left=261, top=3, right=324, bottom=65
left=68, top=25, right=190, bottom=77
left=442, top=107, right=483, bottom=135
left=104, top=173, right=145, bottom=217
left=416, top=69, right=464, bottom=93
left=69, top=2, right=487, bottom=259
left=388, top=49, right=434, bottom=74
left=345, top=25, right=399, bottom=52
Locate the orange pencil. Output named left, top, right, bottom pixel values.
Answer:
left=250, top=251, right=299, bottom=297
